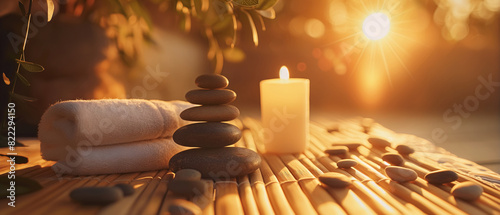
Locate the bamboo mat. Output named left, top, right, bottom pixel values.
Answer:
left=1, top=117, right=500, bottom=215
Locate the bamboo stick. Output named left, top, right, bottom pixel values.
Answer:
left=248, top=170, right=275, bottom=215
left=298, top=178, right=346, bottom=215
left=200, top=180, right=215, bottom=215
left=296, top=152, right=378, bottom=215
left=237, top=176, right=260, bottom=215
left=262, top=156, right=317, bottom=215
left=125, top=170, right=168, bottom=215
left=279, top=154, right=315, bottom=180
left=140, top=171, right=174, bottom=215
left=259, top=159, right=295, bottom=214
left=215, top=180, right=244, bottom=215
left=413, top=178, right=488, bottom=215
left=377, top=179, right=452, bottom=215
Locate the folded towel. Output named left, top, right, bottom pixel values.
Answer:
left=38, top=99, right=192, bottom=175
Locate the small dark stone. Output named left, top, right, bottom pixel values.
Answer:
left=337, top=159, right=358, bottom=169
left=382, top=153, right=405, bottom=166
left=173, top=122, right=242, bottom=148
left=395, top=144, right=415, bottom=155
left=385, top=166, right=417, bottom=182
left=180, top=105, right=240, bottom=122
left=319, top=172, right=352, bottom=188
left=451, top=182, right=483, bottom=201
left=70, top=187, right=123, bottom=205
left=195, top=74, right=229, bottom=89
left=185, top=89, right=236, bottom=105
left=325, top=146, right=349, bottom=156
left=175, top=169, right=202, bottom=181
left=368, top=137, right=392, bottom=149
left=168, top=179, right=207, bottom=197
left=169, top=147, right=261, bottom=179
left=333, top=142, right=362, bottom=151
left=114, top=183, right=135, bottom=196
left=424, top=170, right=458, bottom=184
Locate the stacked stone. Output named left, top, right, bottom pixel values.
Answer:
left=169, top=74, right=261, bottom=179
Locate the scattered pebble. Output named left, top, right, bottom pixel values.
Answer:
left=114, top=183, right=135, bottom=196
left=70, top=187, right=123, bottom=205
left=195, top=74, right=228, bottom=89
left=368, top=137, right=391, bottom=149
left=180, top=105, right=240, bottom=122
left=337, top=159, right=358, bottom=169
left=325, top=146, right=349, bottom=156
left=333, top=142, right=361, bottom=151
left=175, top=169, right=202, bottom=181
left=424, top=170, right=458, bottom=184
left=185, top=89, right=236, bottom=105
left=395, top=144, right=415, bottom=155
left=168, top=179, right=207, bottom=197
left=173, top=122, right=242, bottom=148
left=169, top=147, right=261, bottom=179
left=326, top=124, right=340, bottom=133
left=385, top=166, right=418, bottom=183
left=382, top=153, right=405, bottom=166
left=167, top=199, right=202, bottom=215
left=451, top=182, right=483, bottom=201
left=319, top=172, right=352, bottom=188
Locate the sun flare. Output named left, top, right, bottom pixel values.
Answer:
left=362, top=12, right=391, bottom=41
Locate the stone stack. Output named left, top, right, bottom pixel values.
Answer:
left=169, top=74, right=261, bottom=179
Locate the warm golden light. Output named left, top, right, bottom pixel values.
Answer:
left=279, top=66, right=290, bottom=80
left=362, top=12, right=391, bottom=40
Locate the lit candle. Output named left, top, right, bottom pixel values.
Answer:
left=260, top=66, right=310, bottom=153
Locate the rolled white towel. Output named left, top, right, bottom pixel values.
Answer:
left=38, top=99, right=192, bottom=175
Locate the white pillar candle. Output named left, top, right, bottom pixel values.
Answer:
left=260, top=66, right=310, bottom=153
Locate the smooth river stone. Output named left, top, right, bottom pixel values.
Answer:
left=168, top=179, right=207, bottom=197
left=337, top=159, right=358, bottom=169
left=180, top=105, right=240, bottom=122
left=175, top=169, right=202, bottom=181
left=195, top=74, right=229, bottom=89
left=451, top=182, right=483, bottom=201
left=395, top=144, right=415, bottom=155
left=385, top=166, right=418, bottom=182
left=168, top=199, right=202, bottom=215
left=325, top=146, right=349, bottom=156
left=114, top=183, right=135, bottom=196
left=425, top=170, right=458, bottom=184
left=173, top=122, right=242, bottom=148
left=382, top=153, right=405, bottom=166
left=368, top=137, right=392, bottom=149
left=70, top=187, right=123, bottom=205
left=169, top=147, right=261, bottom=179
left=319, top=172, right=352, bottom=188
left=185, top=89, right=236, bottom=105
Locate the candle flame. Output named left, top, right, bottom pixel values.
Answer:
left=279, top=66, right=290, bottom=80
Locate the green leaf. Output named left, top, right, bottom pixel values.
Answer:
left=223, top=47, right=246, bottom=63
left=257, top=8, right=275, bottom=19
left=15, top=59, right=44, bottom=73
left=46, top=0, right=54, bottom=22
left=0, top=175, right=42, bottom=198
left=256, top=0, right=279, bottom=10
left=18, top=1, right=26, bottom=16
left=16, top=72, right=30, bottom=87
left=233, top=0, right=259, bottom=7
left=2, top=73, right=10, bottom=85
left=10, top=92, right=37, bottom=102
left=241, top=9, right=259, bottom=46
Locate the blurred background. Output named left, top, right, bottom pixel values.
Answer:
left=1, top=0, right=499, bottom=171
